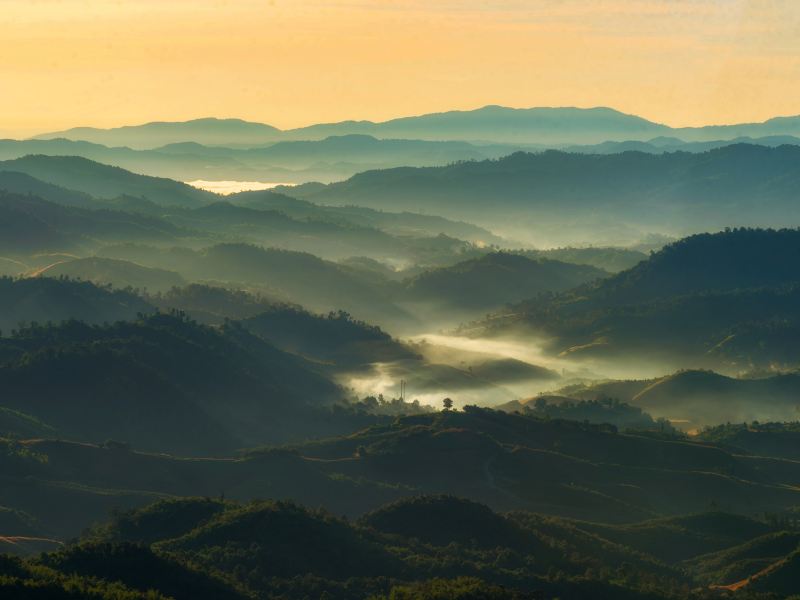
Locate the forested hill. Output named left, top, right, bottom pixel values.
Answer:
left=307, top=145, right=800, bottom=234
left=0, top=155, right=215, bottom=206
left=478, top=228, right=800, bottom=369
left=4, top=402, right=800, bottom=597
left=6, top=494, right=778, bottom=600
left=242, top=307, right=416, bottom=368
left=402, top=252, right=606, bottom=312
left=0, top=313, right=344, bottom=454
left=565, top=228, right=800, bottom=306
left=0, top=191, right=183, bottom=255
left=0, top=170, right=93, bottom=207
left=0, top=276, right=152, bottom=332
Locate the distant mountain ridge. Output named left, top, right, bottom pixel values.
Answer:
left=0, top=135, right=512, bottom=183
left=303, top=144, right=800, bottom=242
left=31, top=106, right=800, bottom=148
left=35, top=117, right=281, bottom=149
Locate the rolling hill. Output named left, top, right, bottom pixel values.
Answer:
left=402, top=252, right=605, bottom=315
left=0, top=135, right=515, bottom=183
left=149, top=284, right=554, bottom=398
left=0, top=494, right=679, bottom=600
left=161, top=201, right=436, bottom=262
left=0, top=171, right=500, bottom=269
left=0, top=191, right=183, bottom=255
left=0, top=276, right=152, bottom=333
left=577, top=228, right=800, bottom=306
left=631, top=371, right=800, bottom=427
left=687, top=530, right=800, bottom=587
left=696, top=422, right=800, bottom=461
left=0, top=170, right=94, bottom=207
left=7, top=490, right=800, bottom=599
left=0, top=155, right=215, bottom=206
left=742, top=549, right=800, bottom=595
left=147, top=283, right=284, bottom=323
left=241, top=307, right=416, bottom=370
left=4, top=406, right=800, bottom=555
left=564, top=134, right=800, bottom=155
left=518, top=246, right=647, bottom=273
left=227, top=188, right=506, bottom=245
left=305, top=145, right=800, bottom=242
left=32, top=257, right=186, bottom=293
left=480, top=229, right=800, bottom=369
left=495, top=396, right=667, bottom=431
left=96, top=242, right=413, bottom=328
left=0, top=313, right=344, bottom=454
left=554, top=370, right=800, bottom=429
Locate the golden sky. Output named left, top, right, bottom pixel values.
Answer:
left=2, top=0, right=799, bottom=136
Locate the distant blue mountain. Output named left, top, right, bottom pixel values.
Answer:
left=34, top=105, right=800, bottom=148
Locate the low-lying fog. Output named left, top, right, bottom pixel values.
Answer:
left=342, top=331, right=675, bottom=410
left=186, top=180, right=296, bottom=194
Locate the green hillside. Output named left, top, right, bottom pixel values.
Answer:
left=308, top=145, right=800, bottom=242
left=552, top=370, right=800, bottom=429
left=10, top=491, right=800, bottom=599
left=0, top=191, right=182, bottom=255
left=687, top=531, right=800, bottom=586
left=229, top=188, right=507, bottom=245
left=97, top=242, right=413, bottom=327
left=242, top=307, right=415, bottom=369
left=0, top=276, right=152, bottom=333
left=34, top=257, right=185, bottom=293
left=480, top=229, right=800, bottom=370
left=5, top=406, right=800, bottom=542
left=403, top=252, right=605, bottom=314
left=0, top=155, right=215, bottom=206
left=695, top=422, right=800, bottom=461
left=0, top=170, right=94, bottom=207
left=0, top=313, right=343, bottom=454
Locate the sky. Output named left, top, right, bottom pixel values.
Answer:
left=2, top=0, right=799, bottom=136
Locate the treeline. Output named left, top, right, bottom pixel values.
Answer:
left=5, top=494, right=797, bottom=599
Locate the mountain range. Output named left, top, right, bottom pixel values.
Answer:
left=302, top=144, right=800, bottom=244
left=3, top=130, right=800, bottom=185
left=0, top=135, right=516, bottom=183
left=31, top=106, right=800, bottom=148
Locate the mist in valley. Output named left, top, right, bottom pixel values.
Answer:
left=3, top=164, right=797, bottom=433
left=4, top=147, right=800, bottom=600
left=7, top=0, right=800, bottom=596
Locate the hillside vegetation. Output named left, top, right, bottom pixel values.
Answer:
left=6, top=491, right=800, bottom=599
left=0, top=313, right=346, bottom=454
left=307, top=145, right=800, bottom=242
left=479, top=229, right=800, bottom=372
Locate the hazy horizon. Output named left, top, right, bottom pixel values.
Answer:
left=12, top=103, right=800, bottom=139
left=4, top=0, right=800, bottom=136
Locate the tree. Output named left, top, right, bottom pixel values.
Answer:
left=442, top=398, right=454, bottom=411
